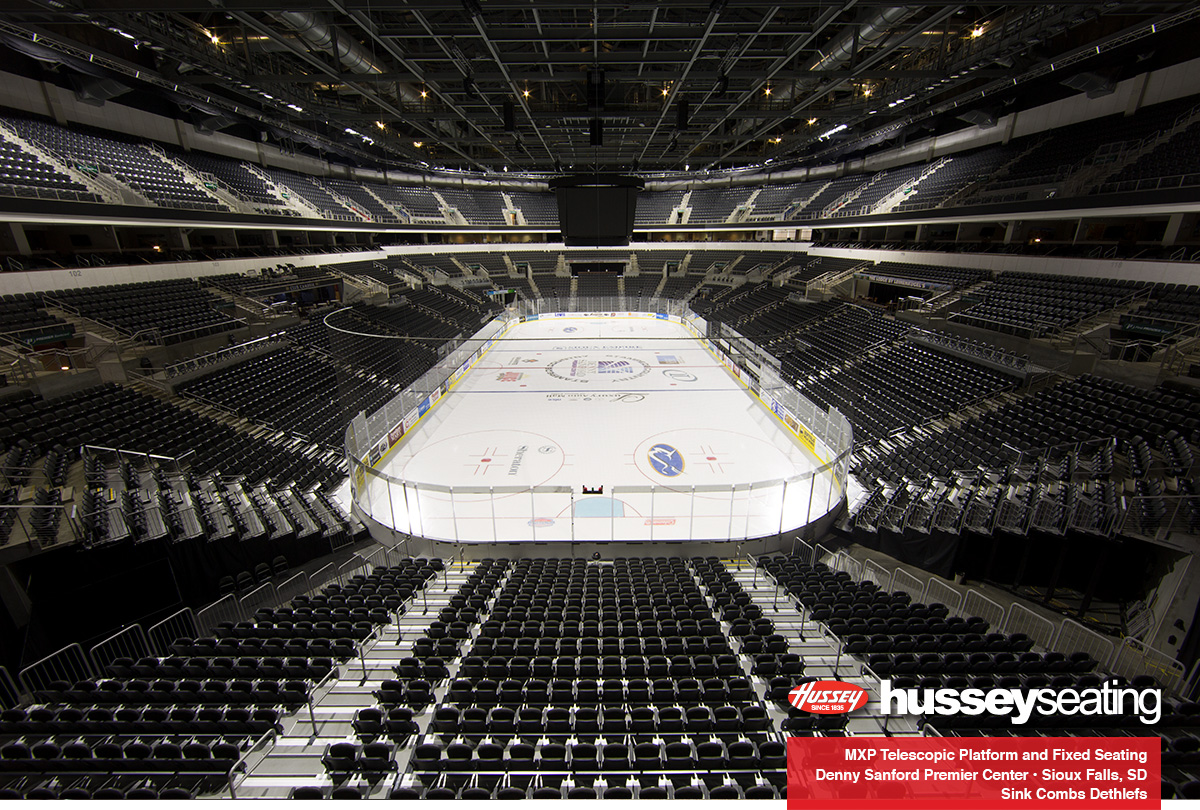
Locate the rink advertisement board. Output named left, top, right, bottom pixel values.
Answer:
left=786, top=737, right=1158, bottom=809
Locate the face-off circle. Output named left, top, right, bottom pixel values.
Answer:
left=634, top=429, right=797, bottom=485
left=400, top=429, right=565, bottom=491
left=545, top=354, right=652, bottom=384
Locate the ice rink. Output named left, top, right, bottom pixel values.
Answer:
left=358, top=314, right=840, bottom=543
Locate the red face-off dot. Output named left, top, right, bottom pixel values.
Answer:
left=707, top=457, right=717, bottom=461
left=481, top=458, right=492, bottom=463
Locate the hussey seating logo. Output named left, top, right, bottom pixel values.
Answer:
left=788, top=680, right=869, bottom=715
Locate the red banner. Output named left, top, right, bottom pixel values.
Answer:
left=787, top=736, right=1159, bottom=809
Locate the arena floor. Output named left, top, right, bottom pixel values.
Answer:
left=355, top=314, right=838, bottom=543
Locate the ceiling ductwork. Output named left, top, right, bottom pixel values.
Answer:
left=269, top=11, right=425, bottom=106
left=725, top=7, right=917, bottom=149
left=806, top=6, right=916, bottom=76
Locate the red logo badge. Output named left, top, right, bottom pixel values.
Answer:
left=787, top=680, right=869, bottom=714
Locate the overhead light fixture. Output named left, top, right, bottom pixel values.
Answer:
left=375, top=121, right=386, bottom=130
left=420, top=89, right=428, bottom=99
left=807, top=118, right=817, bottom=126
left=523, top=88, right=530, bottom=98
left=971, top=26, right=985, bottom=38
left=661, top=86, right=670, bottom=97
left=763, top=86, right=772, bottom=96
left=818, top=123, right=847, bottom=140
left=769, top=137, right=782, bottom=144
left=413, top=141, right=424, bottom=148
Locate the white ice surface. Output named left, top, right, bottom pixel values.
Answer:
left=359, top=315, right=839, bottom=542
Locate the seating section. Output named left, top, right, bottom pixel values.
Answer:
left=575, top=273, right=620, bottom=298
left=385, top=557, right=789, bottom=799
left=747, top=179, right=828, bottom=220
left=259, top=168, right=358, bottom=219
left=177, top=347, right=397, bottom=451
left=5, top=92, right=1199, bottom=225
left=861, top=261, right=990, bottom=290
left=965, top=98, right=1198, bottom=205
left=44, top=280, right=240, bottom=344
left=177, top=152, right=284, bottom=211
left=795, top=175, right=868, bottom=217
left=0, top=383, right=342, bottom=499
left=856, top=374, right=1200, bottom=485
left=1121, top=284, right=1200, bottom=336
left=0, top=136, right=100, bottom=202
left=437, top=189, right=508, bottom=226
left=533, top=275, right=572, bottom=309
left=634, top=190, right=685, bottom=225
left=895, top=145, right=1013, bottom=210
left=832, top=164, right=926, bottom=215
left=954, top=273, right=1149, bottom=337
left=1103, top=116, right=1200, bottom=193
left=777, top=304, right=910, bottom=382
left=507, top=191, right=558, bottom=226
left=0, top=557, right=440, bottom=799
left=369, top=185, right=444, bottom=219
left=322, top=179, right=399, bottom=223
left=687, top=187, right=753, bottom=224
left=0, top=293, right=74, bottom=344
left=800, top=342, right=1019, bottom=443
left=8, top=117, right=223, bottom=210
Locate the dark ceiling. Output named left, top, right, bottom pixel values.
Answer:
left=0, top=1, right=1197, bottom=175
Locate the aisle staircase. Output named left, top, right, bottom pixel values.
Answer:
left=730, top=555, right=920, bottom=737
left=239, top=561, right=470, bottom=798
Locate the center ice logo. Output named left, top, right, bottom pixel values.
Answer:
left=647, top=443, right=684, bottom=477
left=597, top=360, right=632, bottom=374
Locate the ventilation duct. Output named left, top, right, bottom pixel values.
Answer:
left=269, top=11, right=425, bottom=106
left=732, top=7, right=916, bottom=138
left=806, top=6, right=915, bottom=74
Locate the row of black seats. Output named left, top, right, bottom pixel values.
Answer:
left=300, top=779, right=780, bottom=800
left=437, top=675, right=758, bottom=706
left=0, top=785, right=195, bottom=800
left=409, top=736, right=786, bottom=772
left=426, top=703, right=772, bottom=736
left=862, top=649, right=1096, bottom=675
left=0, top=705, right=280, bottom=737
left=468, top=634, right=735, bottom=658
left=105, top=655, right=333, bottom=681
left=456, top=652, right=743, bottom=680
left=472, top=616, right=724, bottom=638
left=167, top=636, right=355, bottom=660
left=0, top=736, right=244, bottom=773
left=32, top=677, right=309, bottom=708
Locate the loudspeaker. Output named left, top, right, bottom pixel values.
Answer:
left=503, top=101, right=515, bottom=132
left=955, top=109, right=996, bottom=129
left=589, top=118, right=603, bottom=147
left=70, top=76, right=131, bottom=107
left=675, top=100, right=690, bottom=131
left=586, top=70, right=605, bottom=113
